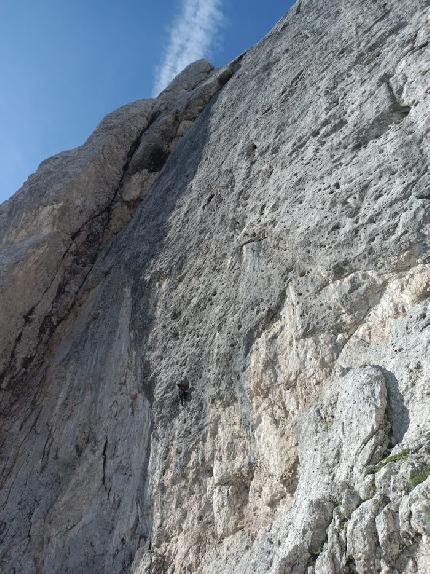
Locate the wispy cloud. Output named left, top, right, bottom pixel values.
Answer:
left=153, top=0, right=224, bottom=96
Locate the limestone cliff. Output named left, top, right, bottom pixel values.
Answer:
left=1, top=1, right=430, bottom=572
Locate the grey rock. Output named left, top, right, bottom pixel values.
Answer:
left=1, top=0, right=430, bottom=572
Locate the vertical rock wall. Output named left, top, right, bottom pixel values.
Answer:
left=1, top=1, right=430, bottom=572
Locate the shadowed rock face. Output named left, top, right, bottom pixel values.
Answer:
left=1, top=1, right=430, bottom=572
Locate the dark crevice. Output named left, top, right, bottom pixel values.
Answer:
left=202, top=193, right=215, bottom=209
left=379, top=367, right=410, bottom=447
left=140, top=144, right=169, bottom=173
left=240, top=234, right=267, bottom=249
left=102, top=438, right=108, bottom=490
left=415, top=40, right=429, bottom=51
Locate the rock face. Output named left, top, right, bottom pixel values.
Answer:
left=1, top=0, right=430, bottom=572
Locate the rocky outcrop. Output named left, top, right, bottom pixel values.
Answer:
left=1, top=0, right=430, bottom=572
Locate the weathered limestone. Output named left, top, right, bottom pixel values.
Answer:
left=1, top=0, right=430, bottom=572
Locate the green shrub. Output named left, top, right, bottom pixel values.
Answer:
left=371, top=448, right=411, bottom=473
left=410, top=468, right=430, bottom=488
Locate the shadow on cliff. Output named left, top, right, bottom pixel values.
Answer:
left=119, top=93, right=221, bottom=399
left=96, top=90, right=223, bottom=569
left=379, top=366, right=410, bottom=446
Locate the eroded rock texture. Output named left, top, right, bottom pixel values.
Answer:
left=1, top=0, right=430, bottom=572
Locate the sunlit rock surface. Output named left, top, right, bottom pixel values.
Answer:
left=1, top=1, right=430, bottom=572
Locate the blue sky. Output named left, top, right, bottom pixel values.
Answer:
left=0, top=0, right=293, bottom=203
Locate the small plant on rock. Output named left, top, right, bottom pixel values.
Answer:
left=410, top=467, right=430, bottom=488
left=371, top=448, right=411, bottom=473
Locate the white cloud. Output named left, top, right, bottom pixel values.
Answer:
left=153, top=0, right=224, bottom=96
